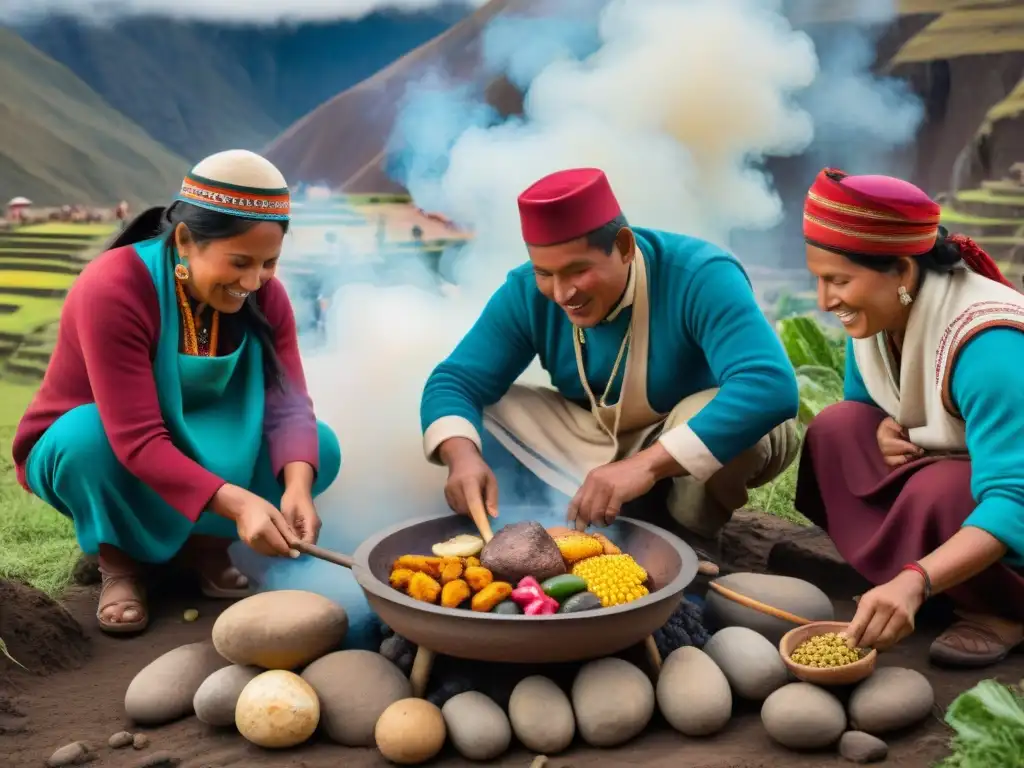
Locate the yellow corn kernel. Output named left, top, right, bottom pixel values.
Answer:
left=571, top=554, right=649, bottom=607
left=554, top=533, right=604, bottom=564
left=464, top=556, right=481, bottom=569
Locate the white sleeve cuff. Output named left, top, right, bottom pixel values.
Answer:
left=423, top=415, right=483, bottom=464
left=657, top=424, right=723, bottom=483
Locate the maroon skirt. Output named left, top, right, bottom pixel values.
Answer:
left=795, top=401, right=1024, bottom=623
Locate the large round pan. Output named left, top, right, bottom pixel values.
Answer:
left=299, top=513, right=698, bottom=665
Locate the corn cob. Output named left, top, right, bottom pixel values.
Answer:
left=571, top=554, right=649, bottom=607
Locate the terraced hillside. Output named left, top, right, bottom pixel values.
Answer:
left=0, top=223, right=115, bottom=382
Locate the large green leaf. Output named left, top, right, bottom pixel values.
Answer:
left=937, top=679, right=1024, bottom=768
left=778, top=315, right=843, bottom=376
left=795, top=364, right=844, bottom=424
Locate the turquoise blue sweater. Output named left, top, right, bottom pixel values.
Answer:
left=844, top=330, right=1024, bottom=566
left=420, top=227, right=799, bottom=467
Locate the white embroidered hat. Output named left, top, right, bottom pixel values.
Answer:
left=176, top=149, right=290, bottom=221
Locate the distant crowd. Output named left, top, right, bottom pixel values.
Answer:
left=1, top=200, right=129, bottom=230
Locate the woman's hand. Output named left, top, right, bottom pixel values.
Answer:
left=844, top=570, right=928, bottom=651
left=212, top=484, right=299, bottom=557
left=876, top=416, right=925, bottom=467
left=280, top=486, right=321, bottom=545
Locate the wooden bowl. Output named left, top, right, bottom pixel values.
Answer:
left=779, top=621, right=877, bottom=686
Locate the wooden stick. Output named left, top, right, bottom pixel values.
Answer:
left=467, top=499, right=494, bottom=543
left=292, top=541, right=355, bottom=570
left=409, top=646, right=435, bottom=699
left=644, top=635, right=662, bottom=678
left=707, top=581, right=812, bottom=626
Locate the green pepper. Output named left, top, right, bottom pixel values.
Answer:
left=541, top=574, right=588, bottom=603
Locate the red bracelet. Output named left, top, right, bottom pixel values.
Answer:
left=901, top=562, right=933, bottom=600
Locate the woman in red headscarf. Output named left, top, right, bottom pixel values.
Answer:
left=795, top=168, right=1024, bottom=668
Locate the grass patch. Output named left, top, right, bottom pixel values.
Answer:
left=748, top=457, right=809, bottom=526
left=0, top=272, right=77, bottom=290
left=940, top=208, right=1024, bottom=227
left=0, top=381, right=78, bottom=598
left=17, top=222, right=118, bottom=237
left=955, top=189, right=1024, bottom=207
left=0, top=297, right=66, bottom=335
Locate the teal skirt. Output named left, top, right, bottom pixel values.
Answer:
left=25, top=404, right=342, bottom=563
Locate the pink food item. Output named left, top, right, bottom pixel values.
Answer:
left=511, top=576, right=544, bottom=608
left=524, top=595, right=559, bottom=615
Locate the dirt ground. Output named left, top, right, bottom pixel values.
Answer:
left=4, top=576, right=1024, bottom=768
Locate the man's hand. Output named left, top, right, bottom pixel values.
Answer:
left=568, top=454, right=657, bottom=530
left=876, top=416, right=924, bottom=467
left=440, top=438, right=499, bottom=519
left=845, top=569, right=927, bottom=651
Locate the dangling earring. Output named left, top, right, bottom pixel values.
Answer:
left=898, top=285, right=913, bottom=306
left=174, top=263, right=190, bottom=282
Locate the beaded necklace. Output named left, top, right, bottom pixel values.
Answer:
left=174, top=278, right=220, bottom=357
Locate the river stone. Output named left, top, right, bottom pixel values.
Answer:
left=211, top=590, right=347, bottom=670
left=46, top=742, right=91, bottom=767
left=706, top=572, right=834, bottom=643
left=442, top=691, right=512, bottom=760
left=656, top=646, right=732, bottom=736
left=125, top=641, right=230, bottom=725
left=839, top=731, right=889, bottom=763
left=508, top=675, right=575, bottom=754
left=301, top=649, right=411, bottom=746
left=848, top=667, right=935, bottom=735
left=572, top=658, right=654, bottom=747
left=762, top=682, right=846, bottom=750
left=193, top=664, right=261, bottom=727
left=704, top=626, right=789, bottom=701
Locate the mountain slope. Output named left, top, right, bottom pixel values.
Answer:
left=267, top=0, right=1023, bottom=199
left=18, top=10, right=467, bottom=160
left=265, top=0, right=535, bottom=193
left=0, top=28, right=189, bottom=206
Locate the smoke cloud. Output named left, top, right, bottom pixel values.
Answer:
left=233, top=0, right=924, bottom=646
left=0, top=0, right=484, bottom=24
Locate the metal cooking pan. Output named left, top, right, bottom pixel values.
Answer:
left=296, top=512, right=698, bottom=665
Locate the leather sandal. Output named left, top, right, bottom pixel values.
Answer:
left=929, top=620, right=1023, bottom=668
left=96, top=573, right=149, bottom=635
left=197, top=554, right=253, bottom=599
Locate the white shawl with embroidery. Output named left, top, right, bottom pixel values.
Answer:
left=853, top=267, right=1024, bottom=452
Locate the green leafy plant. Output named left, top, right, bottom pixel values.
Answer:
left=777, top=315, right=845, bottom=424
left=936, top=679, right=1024, bottom=767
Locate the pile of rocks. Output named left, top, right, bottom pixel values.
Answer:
left=99, top=570, right=938, bottom=765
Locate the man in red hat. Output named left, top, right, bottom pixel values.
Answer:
left=419, top=168, right=799, bottom=557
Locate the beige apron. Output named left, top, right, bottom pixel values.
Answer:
left=483, top=248, right=668, bottom=498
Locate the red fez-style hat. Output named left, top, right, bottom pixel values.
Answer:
left=803, top=168, right=940, bottom=258
left=804, top=167, right=1014, bottom=287
left=518, top=168, right=622, bottom=246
